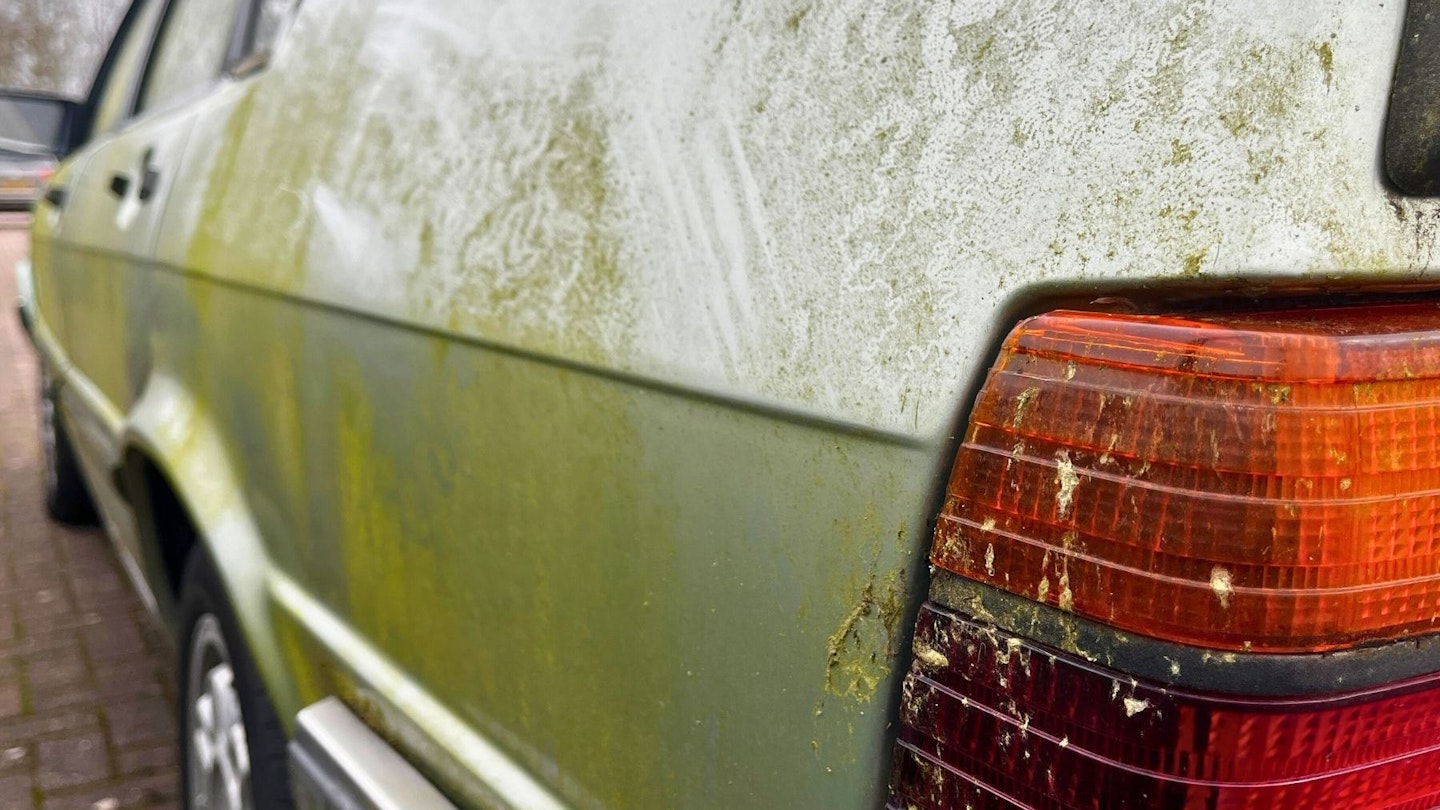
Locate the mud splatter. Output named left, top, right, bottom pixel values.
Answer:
left=1012, top=386, right=1040, bottom=429
left=1210, top=565, right=1233, bottom=609
left=1053, top=451, right=1079, bottom=519
left=913, top=643, right=950, bottom=670
left=825, top=572, right=906, bottom=701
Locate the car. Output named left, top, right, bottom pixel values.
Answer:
left=0, top=90, right=65, bottom=211
left=0, top=146, right=55, bottom=211
left=7, top=0, right=1440, bottom=807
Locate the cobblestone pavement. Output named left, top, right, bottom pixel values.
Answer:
left=0, top=222, right=180, bottom=809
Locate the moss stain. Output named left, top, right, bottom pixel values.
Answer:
left=1314, top=40, right=1334, bottom=88
left=786, top=4, right=810, bottom=33
left=1182, top=249, right=1206, bottom=277
left=1167, top=139, right=1193, bottom=165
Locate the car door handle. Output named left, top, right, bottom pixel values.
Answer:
left=138, top=166, right=160, bottom=201
left=43, top=185, right=68, bottom=209
left=109, top=172, right=130, bottom=198
left=136, top=147, right=160, bottom=202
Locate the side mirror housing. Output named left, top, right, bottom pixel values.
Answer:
left=0, top=89, right=79, bottom=160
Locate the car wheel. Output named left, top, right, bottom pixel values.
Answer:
left=178, top=549, right=292, bottom=810
left=38, top=376, right=95, bottom=524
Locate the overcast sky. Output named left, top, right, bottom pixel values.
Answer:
left=0, top=0, right=131, bottom=97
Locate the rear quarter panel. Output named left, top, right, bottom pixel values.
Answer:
left=145, top=0, right=1440, bottom=807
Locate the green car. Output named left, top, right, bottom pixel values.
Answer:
left=9, top=0, right=1440, bottom=807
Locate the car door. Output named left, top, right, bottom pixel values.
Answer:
left=34, top=0, right=171, bottom=544
left=49, top=0, right=246, bottom=558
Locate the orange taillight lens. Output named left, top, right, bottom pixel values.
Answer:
left=933, top=302, right=1440, bottom=653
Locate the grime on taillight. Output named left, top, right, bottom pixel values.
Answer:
left=889, top=602, right=1440, bottom=810
left=932, top=302, right=1440, bottom=653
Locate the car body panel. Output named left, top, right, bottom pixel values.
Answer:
left=42, top=94, right=201, bottom=618
left=140, top=219, right=939, bottom=806
left=166, top=0, right=1429, bottom=438
left=153, top=64, right=939, bottom=807
left=25, top=0, right=1440, bottom=807
left=60, top=101, right=196, bottom=420
left=29, top=155, right=88, bottom=348
left=120, top=364, right=301, bottom=718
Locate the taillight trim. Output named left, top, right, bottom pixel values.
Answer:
left=931, top=568, right=1440, bottom=698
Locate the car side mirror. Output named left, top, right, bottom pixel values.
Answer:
left=0, top=89, right=79, bottom=160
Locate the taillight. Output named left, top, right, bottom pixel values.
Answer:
left=890, top=603, right=1440, bottom=810
left=891, top=302, right=1440, bottom=809
left=935, top=304, right=1440, bottom=653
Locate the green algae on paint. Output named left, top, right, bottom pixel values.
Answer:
left=1314, top=40, right=1335, bottom=87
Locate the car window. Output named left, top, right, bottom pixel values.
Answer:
left=139, top=0, right=243, bottom=114
left=91, top=0, right=167, bottom=136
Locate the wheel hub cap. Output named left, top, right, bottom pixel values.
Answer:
left=187, top=616, right=251, bottom=810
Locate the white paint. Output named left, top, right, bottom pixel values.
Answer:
left=306, top=183, right=421, bottom=310
left=175, top=0, right=1429, bottom=440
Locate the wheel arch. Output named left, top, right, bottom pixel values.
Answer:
left=120, top=372, right=301, bottom=726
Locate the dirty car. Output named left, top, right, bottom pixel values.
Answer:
left=8, top=0, right=1440, bottom=807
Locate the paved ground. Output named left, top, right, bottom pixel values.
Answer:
left=0, top=220, right=180, bottom=809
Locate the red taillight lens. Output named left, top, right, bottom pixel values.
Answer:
left=890, top=602, right=1440, bottom=810
left=933, top=303, right=1440, bottom=653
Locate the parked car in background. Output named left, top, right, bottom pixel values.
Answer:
left=9, top=0, right=1440, bottom=807
left=0, top=146, right=55, bottom=210
left=0, top=90, right=67, bottom=210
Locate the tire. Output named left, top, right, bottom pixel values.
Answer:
left=177, top=548, right=293, bottom=810
left=38, top=377, right=96, bottom=525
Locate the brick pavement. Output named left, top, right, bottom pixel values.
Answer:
left=0, top=222, right=179, bottom=809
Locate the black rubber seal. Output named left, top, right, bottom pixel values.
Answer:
left=930, top=569, right=1440, bottom=697
left=1385, top=0, right=1440, bottom=195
